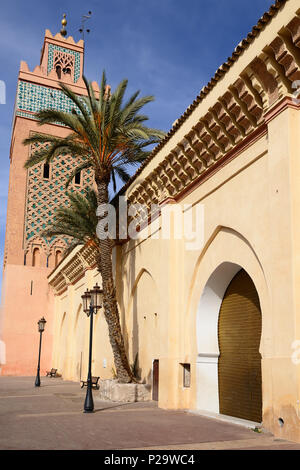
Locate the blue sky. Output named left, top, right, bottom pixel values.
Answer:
left=0, top=0, right=275, bottom=288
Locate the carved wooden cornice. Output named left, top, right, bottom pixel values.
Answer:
left=48, top=244, right=98, bottom=295
left=126, top=9, right=300, bottom=213
left=122, top=1, right=289, bottom=196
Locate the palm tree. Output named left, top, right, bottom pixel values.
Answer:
left=43, top=188, right=99, bottom=255
left=23, top=72, right=165, bottom=383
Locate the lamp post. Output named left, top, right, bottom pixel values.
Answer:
left=81, top=283, right=103, bottom=413
left=35, top=317, right=47, bottom=387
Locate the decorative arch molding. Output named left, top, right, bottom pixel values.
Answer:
left=185, top=225, right=270, bottom=415
left=126, top=267, right=160, bottom=382
left=24, top=234, right=68, bottom=258
left=24, top=235, right=49, bottom=256
left=73, top=303, right=82, bottom=333
left=187, top=225, right=267, bottom=308
left=196, top=261, right=242, bottom=358
left=60, top=311, right=67, bottom=339
left=126, top=268, right=158, bottom=316
left=72, top=303, right=85, bottom=381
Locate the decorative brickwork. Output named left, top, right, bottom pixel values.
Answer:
left=24, top=140, right=94, bottom=257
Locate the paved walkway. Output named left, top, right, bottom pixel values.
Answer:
left=0, top=376, right=300, bottom=451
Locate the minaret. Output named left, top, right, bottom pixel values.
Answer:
left=0, top=16, right=97, bottom=375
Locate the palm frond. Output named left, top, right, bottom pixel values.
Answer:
left=23, top=70, right=166, bottom=199
left=65, top=160, right=93, bottom=188
left=43, top=188, right=98, bottom=247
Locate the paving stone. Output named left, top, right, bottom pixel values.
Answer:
left=0, top=377, right=299, bottom=451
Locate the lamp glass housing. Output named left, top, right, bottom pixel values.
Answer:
left=38, top=317, right=47, bottom=333
left=81, top=289, right=91, bottom=314
left=90, top=283, right=103, bottom=312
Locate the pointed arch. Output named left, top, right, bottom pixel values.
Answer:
left=32, top=247, right=40, bottom=267
left=126, top=268, right=158, bottom=314
left=127, top=268, right=160, bottom=384
left=185, top=225, right=269, bottom=418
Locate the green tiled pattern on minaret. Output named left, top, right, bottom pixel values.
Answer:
left=25, top=146, right=92, bottom=244
left=16, top=81, right=83, bottom=117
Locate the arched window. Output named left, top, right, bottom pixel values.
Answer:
left=55, top=250, right=62, bottom=267
left=43, top=163, right=50, bottom=179
left=53, top=51, right=74, bottom=81
left=32, top=247, right=40, bottom=267
left=56, top=65, right=62, bottom=79
left=74, top=171, right=81, bottom=185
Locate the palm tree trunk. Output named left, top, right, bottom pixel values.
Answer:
left=96, top=180, right=134, bottom=383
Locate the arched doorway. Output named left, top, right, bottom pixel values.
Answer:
left=218, top=269, right=262, bottom=423
left=196, top=261, right=264, bottom=421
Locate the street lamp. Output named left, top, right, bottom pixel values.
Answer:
left=81, top=283, right=103, bottom=413
left=35, top=317, right=47, bottom=387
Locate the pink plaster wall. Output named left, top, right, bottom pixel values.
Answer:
left=0, top=264, right=54, bottom=375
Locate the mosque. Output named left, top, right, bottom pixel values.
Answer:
left=2, top=0, right=300, bottom=443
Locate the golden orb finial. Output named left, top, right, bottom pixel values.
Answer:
left=60, top=13, right=67, bottom=37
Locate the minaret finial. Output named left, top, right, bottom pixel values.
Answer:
left=60, top=13, right=67, bottom=37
